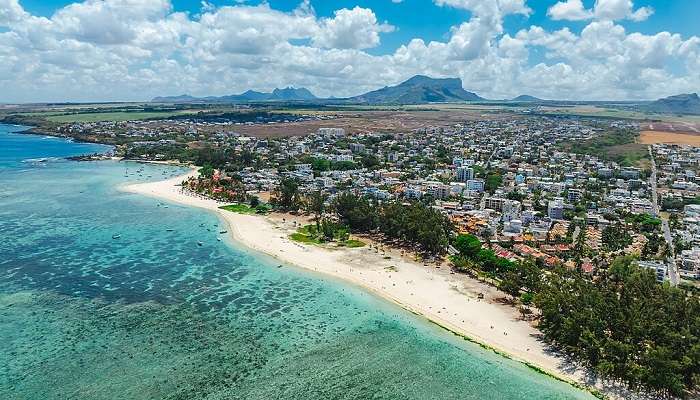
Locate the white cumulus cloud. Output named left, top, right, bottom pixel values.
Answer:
left=548, top=0, right=654, bottom=22
left=0, top=0, right=696, bottom=103
left=547, top=0, right=592, bottom=21
left=311, top=6, right=394, bottom=50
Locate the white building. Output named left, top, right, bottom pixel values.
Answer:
left=318, top=128, right=346, bottom=138
left=456, top=166, right=474, bottom=182
left=467, top=179, right=485, bottom=192
left=637, top=261, right=668, bottom=282
left=502, top=200, right=522, bottom=222
left=424, top=182, right=451, bottom=200
left=568, top=189, right=583, bottom=203
left=548, top=198, right=565, bottom=220
left=334, top=154, right=354, bottom=162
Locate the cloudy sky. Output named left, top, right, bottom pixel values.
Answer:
left=1, top=0, right=699, bottom=103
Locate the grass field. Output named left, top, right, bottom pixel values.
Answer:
left=538, top=105, right=700, bottom=124
left=219, top=203, right=271, bottom=215
left=558, top=128, right=649, bottom=167
left=290, top=224, right=366, bottom=248
left=44, top=110, right=198, bottom=123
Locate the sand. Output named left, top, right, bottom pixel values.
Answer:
left=122, top=171, right=645, bottom=399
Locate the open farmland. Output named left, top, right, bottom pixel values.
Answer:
left=230, top=109, right=518, bottom=137
left=639, top=120, right=700, bottom=134
left=640, top=130, right=700, bottom=146
left=44, top=110, right=200, bottom=123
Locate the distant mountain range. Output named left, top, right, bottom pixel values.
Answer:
left=151, top=78, right=699, bottom=112
left=152, top=75, right=483, bottom=104
left=153, top=87, right=317, bottom=103
left=642, top=93, right=700, bottom=115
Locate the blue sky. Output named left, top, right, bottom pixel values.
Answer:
left=1, top=0, right=699, bottom=102
left=19, top=0, right=700, bottom=55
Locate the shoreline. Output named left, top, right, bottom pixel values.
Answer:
left=121, top=170, right=640, bottom=400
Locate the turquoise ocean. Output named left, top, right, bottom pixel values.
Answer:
left=0, top=124, right=594, bottom=399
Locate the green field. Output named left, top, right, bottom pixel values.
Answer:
left=219, top=204, right=269, bottom=215
left=44, top=110, right=197, bottom=123
left=558, top=128, right=649, bottom=167
left=538, top=105, right=700, bottom=124
left=290, top=224, right=366, bottom=248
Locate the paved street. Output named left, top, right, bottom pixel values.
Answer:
left=649, top=146, right=680, bottom=286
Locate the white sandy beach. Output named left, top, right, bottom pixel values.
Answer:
left=122, top=170, right=638, bottom=398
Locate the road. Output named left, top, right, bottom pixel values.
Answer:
left=649, top=146, right=680, bottom=286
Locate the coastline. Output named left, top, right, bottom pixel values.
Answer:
left=122, top=170, right=633, bottom=399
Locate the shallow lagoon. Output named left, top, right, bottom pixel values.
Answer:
left=0, top=125, right=594, bottom=399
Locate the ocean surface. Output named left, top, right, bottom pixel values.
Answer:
left=0, top=124, right=594, bottom=400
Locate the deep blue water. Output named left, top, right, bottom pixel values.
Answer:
left=0, top=125, right=111, bottom=168
left=0, top=124, right=593, bottom=399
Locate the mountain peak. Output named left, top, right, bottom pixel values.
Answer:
left=351, top=75, right=482, bottom=104
left=271, top=87, right=317, bottom=100
left=152, top=87, right=317, bottom=103
left=511, top=95, right=543, bottom=102
left=401, top=75, right=463, bottom=89
left=666, top=93, right=699, bottom=101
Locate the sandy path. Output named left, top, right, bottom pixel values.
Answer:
left=121, top=171, right=644, bottom=399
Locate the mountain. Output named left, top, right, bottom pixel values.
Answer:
left=644, top=93, right=700, bottom=115
left=511, top=95, right=543, bottom=102
left=151, top=94, right=199, bottom=103
left=151, top=77, right=484, bottom=104
left=271, top=87, right=317, bottom=101
left=350, top=75, right=483, bottom=104
left=152, top=87, right=317, bottom=103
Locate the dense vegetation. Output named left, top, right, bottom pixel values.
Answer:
left=536, top=257, right=700, bottom=397
left=166, top=111, right=306, bottom=124
left=332, top=192, right=454, bottom=255
left=558, top=128, right=648, bottom=167
left=449, top=233, right=700, bottom=397
left=602, top=223, right=633, bottom=252
left=663, top=196, right=700, bottom=211
left=271, top=181, right=453, bottom=255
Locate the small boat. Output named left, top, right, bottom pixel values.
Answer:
left=217, top=238, right=222, bottom=242
left=219, top=230, right=228, bottom=234
left=197, top=241, right=203, bottom=246
left=166, top=229, right=175, bottom=232
left=112, top=234, right=121, bottom=239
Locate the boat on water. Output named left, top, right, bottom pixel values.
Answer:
left=112, top=234, right=121, bottom=239
left=197, top=241, right=203, bottom=246
left=219, top=230, right=228, bottom=234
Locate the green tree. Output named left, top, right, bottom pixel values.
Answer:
left=272, top=177, right=301, bottom=212
left=306, top=190, right=328, bottom=229
left=332, top=192, right=376, bottom=232
left=498, top=271, right=522, bottom=299
left=454, top=234, right=482, bottom=258
left=199, top=164, right=215, bottom=178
